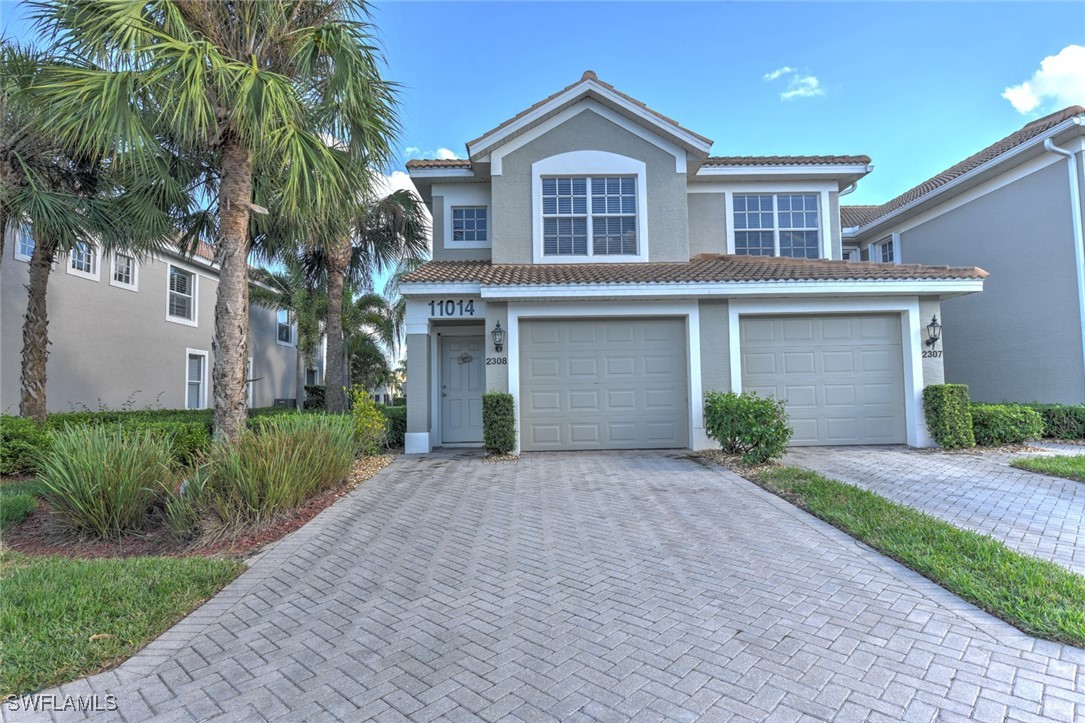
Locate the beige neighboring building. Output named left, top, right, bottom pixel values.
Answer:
left=2, top=229, right=321, bottom=414
left=399, top=72, right=986, bottom=455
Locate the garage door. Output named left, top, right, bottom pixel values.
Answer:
left=520, top=318, right=689, bottom=451
left=740, top=315, right=906, bottom=445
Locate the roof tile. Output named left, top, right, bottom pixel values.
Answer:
left=405, top=158, right=472, bottom=169
left=402, top=256, right=986, bottom=287
left=703, top=155, right=871, bottom=167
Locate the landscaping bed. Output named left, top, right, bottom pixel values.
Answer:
left=704, top=456, right=1085, bottom=648
left=1011, top=455, right=1085, bottom=483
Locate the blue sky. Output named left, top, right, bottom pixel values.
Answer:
left=4, top=2, right=1083, bottom=206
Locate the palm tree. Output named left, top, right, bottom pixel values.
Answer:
left=29, top=0, right=400, bottom=441
left=323, top=188, right=429, bottom=412
left=250, top=257, right=323, bottom=410
left=1, top=41, right=179, bottom=420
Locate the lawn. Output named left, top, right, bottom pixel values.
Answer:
left=0, top=552, right=243, bottom=695
left=0, top=479, right=43, bottom=530
left=752, top=466, right=1085, bottom=647
left=1010, top=454, right=1085, bottom=483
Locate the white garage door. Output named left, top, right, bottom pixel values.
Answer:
left=520, top=318, right=689, bottom=451
left=740, top=315, right=906, bottom=445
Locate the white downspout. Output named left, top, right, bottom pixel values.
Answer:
left=1045, top=136, right=1085, bottom=400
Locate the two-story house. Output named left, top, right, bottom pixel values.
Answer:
left=843, top=106, right=1085, bottom=405
left=1, top=228, right=320, bottom=413
left=399, top=72, right=986, bottom=454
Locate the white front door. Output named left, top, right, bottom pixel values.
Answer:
left=441, top=336, right=484, bottom=443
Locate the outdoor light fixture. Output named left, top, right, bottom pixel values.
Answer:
left=491, top=321, right=505, bottom=352
left=925, top=315, right=942, bottom=347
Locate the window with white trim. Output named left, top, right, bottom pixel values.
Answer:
left=168, top=265, right=196, bottom=322
left=541, top=176, right=637, bottom=257
left=874, top=237, right=895, bottom=263
left=276, top=309, right=295, bottom=345
left=14, top=224, right=34, bottom=261
left=733, top=193, right=820, bottom=259
left=451, top=207, right=487, bottom=243
left=842, top=246, right=861, bottom=261
left=67, top=241, right=99, bottom=279
left=186, top=352, right=206, bottom=410
left=111, top=252, right=137, bottom=290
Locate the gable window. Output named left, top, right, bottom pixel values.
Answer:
left=874, top=237, right=896, bottom=263
left=452, top=207, right=487, bottom=243
left=733, top=193, right=820, bottom=259
left=167, top=265, right=197, bottom=325
left=14, top=224, right=34, bottom=261
left=276, top=309, right=295, bottom=345
left=186, top=350, right=207, bottom=409
left=67, top=241, right=99, bottom=280
left=843, top=246, right=861, bottom=261
left=541, top=176, right=637, bottom=257
left=110, top=252, right=138, bottom=290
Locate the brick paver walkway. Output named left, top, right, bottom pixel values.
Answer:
left=784, top=445, right=1085, bottom=575
left=17, top=451, right=1085, bottom=721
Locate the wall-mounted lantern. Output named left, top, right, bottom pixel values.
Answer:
left=925, top=315, right=942, bottom=347
left=491, top=321, right=505, bottom=352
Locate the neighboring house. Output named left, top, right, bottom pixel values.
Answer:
left=1, top=228, right=321, bottom=413
left=843, top=106, right=1085, bottom=405
left=399, top=71, right=986, bottom=454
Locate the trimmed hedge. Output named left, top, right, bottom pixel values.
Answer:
left=130, top=422, right=212, bottom=466
left=923, top=384, right=975, bottom=449
left=703, top=391, right=792, bottom=465
left=1027, top=403, right=1085, bottom=440
left=379, top=406, right=406, bottom=448
left=1, top=417, right=52, bottom=476
left=971, top=404, right=1045, bottom=446
left=482, top=393, right=516, bottom=455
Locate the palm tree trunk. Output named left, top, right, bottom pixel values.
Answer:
left=295, top=346, right=305, bottom=410
left=325, top=254, right=347, bottom=413
left=0, top=208, right=9, bottom=270
left=19, top=241, right=54, bottom=421
left=212, top=139, right=253, bottom=442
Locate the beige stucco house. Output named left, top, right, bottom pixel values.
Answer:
left=400, top=72, right=986, bottom=454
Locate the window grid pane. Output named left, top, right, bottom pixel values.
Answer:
left=542, top=178, right=589, bottom=256
left=735, top=231, right=775, bottom=256
left=114, top=254, right=133, bottom=285
left=186, top=355, right=203, bottom=409
left=70, top=242, right=94, bottom=273
left=777, top=194, right=820, bottom=259
left=590, top=176, right=637, bottom=255
left=451, top=206, right=488, bottom=243
left=18, top=225, right=34, bottom=258
left=879, top=239, right=895, bottom=263
left=169, top=267, right=194, bottom=320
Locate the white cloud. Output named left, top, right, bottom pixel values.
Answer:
left=403, top=145, right=462, bottom=161
left=763, top=67, right=825, bottom=100
left=436, top=147, right=460, bottom=160
left=403, top=146, right=421, bottom=155
left=1002, top=45, right=1085, bottom=114
left=763, top=66, right=794, bottom=82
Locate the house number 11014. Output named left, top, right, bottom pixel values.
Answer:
left=428, top=299, right=476, bottom=317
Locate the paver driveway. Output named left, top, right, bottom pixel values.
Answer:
left=784, top=445, right=1085, bottom=575
left=19, top=451, right=1085, bottom=722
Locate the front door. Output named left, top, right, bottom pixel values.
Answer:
left=441, top=336, right=484, bottom=443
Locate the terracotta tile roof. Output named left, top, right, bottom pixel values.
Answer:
left=703, top=155, right=871, bottom=167
left=839, top=205, right=881, bottom=228
left=405, top=158, right=472, bottom=170
left=467, top=70, right=712, bottom=153
left=848, top=105, right=1085, bottom=228
left=402, top=256, right=987, bottom=287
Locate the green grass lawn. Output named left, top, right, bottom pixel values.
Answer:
left=0, top=479, right=44, bottom=530
left=754, top=466, right=1085, bottom=647
left=1011, top=454, right=1085, bottom=483
left=0, top=552, right=243, bottom=695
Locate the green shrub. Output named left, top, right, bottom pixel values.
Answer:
left=971, top=404, right=1045, bottom=446
left=346, top=387, right=387, bottom=456
left=0, top=417, right=52, bottom=476
left=204, top=414, right=355, bottom=526
left=303, top=385, right=326, bottom=410
left=392, top=397, right=406, bottom=407
left=482, top=393, right=516, bottom=455
left=379, top=405, right=406, bottom=448
left=923, top=384, right=975, bottom=449
left=703, top=391, right=792, bottom=465
left=1028, top=403, right=1085, bottom=440
left=38, top=426, right=173, bottom=538
left=122, top=421, right=211, bottom=467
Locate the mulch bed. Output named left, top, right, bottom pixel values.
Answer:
left=0, top=455, right=395, bottom=560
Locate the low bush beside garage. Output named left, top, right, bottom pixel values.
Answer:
left=1026, top=403, right=1085, bottom=440
left=482, top=393, right=516, bottom=455
left=922, top=384, right=975, bottom=449
left=970, top=404, right=1045, bottom=446
left=703, top=391, right=791, bottom=465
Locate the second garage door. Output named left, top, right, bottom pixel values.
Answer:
left=520, top=318, right=688, bottom=451
left=740, top=314, right=907, bottom=445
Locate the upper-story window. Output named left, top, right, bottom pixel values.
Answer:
left=873, top=236, right=896, bottom=263
left=110, top=252, right=138, bottom=291
left=452, top=207, right=487, bottom=243
left=734, top=193, right=820, bottom=259
left=277, top=309, right=295, bottom=345
left=167, top=265, right=198, bottom=325
left=541, top=176, right=637, bottom=257
left=14, top=224, right=34, bottom=261
left=66, top=241, right=100, bottom=280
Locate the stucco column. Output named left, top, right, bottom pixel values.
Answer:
left=485, top=302, right=510, bottom=394
left=405, top=332, right=431, bottom=454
